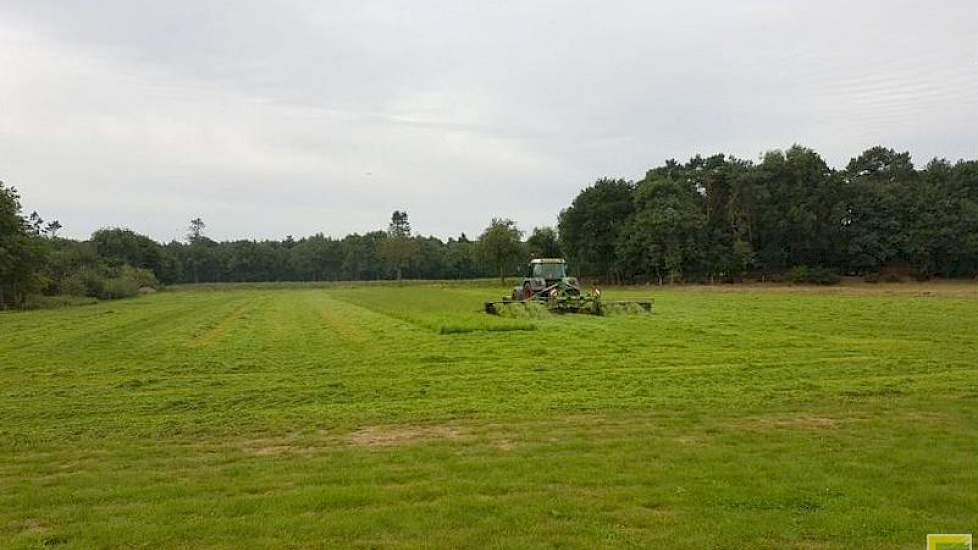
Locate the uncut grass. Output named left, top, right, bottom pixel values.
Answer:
left=1, top=283, right=977, bottom=548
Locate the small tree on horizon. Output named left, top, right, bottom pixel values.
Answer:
left=187, top=217, right=206, bottom=243
left=187, top=217, right=207, bottom=283
left=477, top=218, right=524, bottom=284
left=377, top=210, right=419, bottom=281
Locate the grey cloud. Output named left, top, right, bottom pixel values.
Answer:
left=1, top=1, right=975, bottom=241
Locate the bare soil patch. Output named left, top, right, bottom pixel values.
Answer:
left=737, top=415, right=842, bottom=431
left=240, top=424, right=469, bottom=455
left=346, top=425, right=464, bottom=447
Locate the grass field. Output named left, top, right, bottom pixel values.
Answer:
left=2, top=282, right=977, bottom=548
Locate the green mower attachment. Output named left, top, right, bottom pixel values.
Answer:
left=484, top=258, right=653, bottom=316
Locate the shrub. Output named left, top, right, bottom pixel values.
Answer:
left=120, top=265, right=160, bottom=289
left=808, top=267, right=841, bottom=285
left=59, top=263, right=159, bottom=300
left=62, top=266, right=107, bottom=297
left=100, top=277, right=141, bottom=299
left=788, top=266, right=840, bottom=286
left=863, top=272, right=880, bottom=283
left=60, top=273, right=89, bottom=297
left=788, top=266, right=810, bottom=284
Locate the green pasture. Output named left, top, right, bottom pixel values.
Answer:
left=1, top=282, right=977, bottom=548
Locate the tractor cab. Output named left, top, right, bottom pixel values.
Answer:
left=513, top=258, right=579, bottom=301
left=527, top=258, right=568, bottom=283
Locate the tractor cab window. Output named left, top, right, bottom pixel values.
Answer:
left=531, top=263, right=567, bottom=280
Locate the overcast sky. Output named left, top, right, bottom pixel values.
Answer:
left=1, top=1, right=976, bottom=242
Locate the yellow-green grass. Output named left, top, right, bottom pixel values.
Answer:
left=1, top=282, right=977, bottom=548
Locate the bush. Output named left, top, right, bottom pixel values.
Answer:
left=58, top=264, right=158, bottom=300
left=60, top=273, right=88, bottom=297
left=61, top=266, right=106, bottom=297
left=100, top=277, right=141, bottom=299
left=863, top=272, right=880, bottom=283
left=788, top=266, right=810, bottom=284
left=788, top=266, right=841, bottom=286
left=120, top=265, right=160, bottom=289
left=808, top=267, right=841, bottom=285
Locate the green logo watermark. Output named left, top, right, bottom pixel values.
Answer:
left=928, top=534, right=972, bottom=550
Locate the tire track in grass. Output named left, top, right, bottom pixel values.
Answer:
left=0, top=291, right=250, bottom=358
left=188, top=299, right=257, bottom=349
left=269, top=290, right=391, bottom=349
left=315, top=294, right=373, bottom=346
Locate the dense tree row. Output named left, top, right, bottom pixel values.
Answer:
left=157, top=230, right=485, bottom=284
left=151, top=217, right=560, bottom=285
left=559, top=146, right=978, bottom=282
left=3, top=144, right=977, bottom=307
left=0, top=186, right=555, bottom=306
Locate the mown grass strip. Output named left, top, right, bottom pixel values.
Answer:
left=327, top=286, right=539, bottom=334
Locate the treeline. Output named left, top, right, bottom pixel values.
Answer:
left=86, top=216, right=558, bottom=285
left=153, top=230, right=486, bottom=284
left=3, top=144, right=977, bottom=307
left=0, top=182, right=557, bottom=306
left=559, top=146, right=978, bottom=283
left=1, top=185, right=162, bottom=307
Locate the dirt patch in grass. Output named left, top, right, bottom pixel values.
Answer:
left=737, top=414, right=843, bottom=431
left=493, top=439, right=516, bottom=451
left=251, top=444, right=302, bottom=456
left=17, top=519, right=49, bottom=536
left=346, top=425, right=465, bottom=447
left=240, top=424, right=469, bottom=455
left=675, top=434, right=710, bottom=446
left=240, top=433, right=308, bottom=456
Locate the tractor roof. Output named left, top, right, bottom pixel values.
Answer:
left=529, top=258, right=566, bottom=264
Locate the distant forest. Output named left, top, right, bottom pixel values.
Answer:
left=2, top=144, right=977, bottom=307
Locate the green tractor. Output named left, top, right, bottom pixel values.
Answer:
left=484, top=258, right=653, bottom=315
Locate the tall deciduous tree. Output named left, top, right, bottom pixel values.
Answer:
left=558, top=178, right=634, bottom=281
left=91, top=228, right=163, bottom=274
left=0, top=181, right=49, bottom=307
left=617, top=176, right=705, bottom=284
left=477, top=218, right=524, bottom=283
left=843, top=146, right=917, bottom=272
left=526, top=226, right=562, bottom=259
